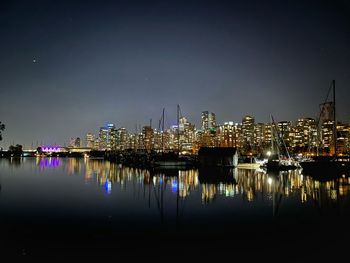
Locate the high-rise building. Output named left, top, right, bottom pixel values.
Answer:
left=142, top=126, right=154, bottom=151
left=201, top=111, right=216, bottom=131
left=263, top=123, right=272, bottom=149
left=220, top=122, right=234, bottom=147
left=116, top=128, right=128, bottom=150
left=74, top=137, right=81, bottom=147
left=94, top=138, right=100, bottom=150
left=86, top=132, right=95, bottom=148
left=168, top=125, right=179, bottom=150
left=321, top=120, right=334, bottom=154
left=292, top=118, right=317, bottom=151
left=277, top=121, right=292, bottom=147
left=179, top=116, right=196, bottom=152
left=254, top=123, right=265, bottom=150
left=242, top=115, right=255, bottom=145
left=99, top=123, right=116, bottom=150
left=336, top=123, right=349, bottom=155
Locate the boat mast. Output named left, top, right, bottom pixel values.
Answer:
left=162, top=108, right=165, bottom=152
left=270, top=115, right=279, bottom=156
left=333, top=80, right=337, bottom=157
left=270, top=115, right=274, bottom=155
left=177, top=104, right=180, bottom=155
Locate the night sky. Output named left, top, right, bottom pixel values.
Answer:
left=1, top=0, right=350, bottom=148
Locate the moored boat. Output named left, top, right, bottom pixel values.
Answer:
left=299, top=80, right=350, bottom=180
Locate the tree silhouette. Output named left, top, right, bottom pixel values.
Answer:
left=0, top=121, right=5, bottom=141
left=9, top=144, right=23, bottom=157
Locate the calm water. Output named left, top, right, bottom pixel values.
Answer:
left=1, top=157, right=350, bottom=260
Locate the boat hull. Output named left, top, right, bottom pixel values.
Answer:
left=300, top=161, right=350, bottom=180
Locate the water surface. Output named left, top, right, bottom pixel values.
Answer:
left=1, top=157, right=349, bottom=260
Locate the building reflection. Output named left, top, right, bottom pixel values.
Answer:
left=64, top=159, right=350, bottom=209
left=34, top=157, right=61, bottom=169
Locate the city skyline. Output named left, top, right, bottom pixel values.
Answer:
left=1, top=100, right=350, bottom=149
left=1, top=0, right=350, bottom=147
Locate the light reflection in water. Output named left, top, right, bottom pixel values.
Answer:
left=38, top=157, right=60, bottom=168
left=63, top=159, right=350, bottom=210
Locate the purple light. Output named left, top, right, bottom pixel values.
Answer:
left=41, top=145, right=61, bottom=152
left=40, top=158, right=60, bottom=168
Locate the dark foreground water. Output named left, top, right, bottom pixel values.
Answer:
left=1, top=157, right=350, bottom=261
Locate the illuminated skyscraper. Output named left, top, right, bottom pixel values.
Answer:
left=242, top=115, right=255, bottom=145
left=336, top=123, right=350, bottom=154
left=277, top=121, right=292, bottom=147
left=321, top=120, right=334, bottom=154
left=292, top=118, right=317, bottom=151
left=99, top=123, right=116, bottom=150
left=142, top=126, right=154, bottom=151
left=86, top=132, right=95, bottom=148
left=201, top=111, right=216, bottom=131
left=74, top=137, right=81, bottom=147
left=179, top=116, right=196, bottom=152
left=220, top=121, right=235, bottom=147
left=116, top=128, right=128, bottom=150
left=263, top=123, right=272, bottom=147
left=254, top=123, right=265, bottom=150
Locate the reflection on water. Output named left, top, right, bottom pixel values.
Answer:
left=38, top=157, right=60, bottom=168
left=0, top=157, right=349, bottom=219
left=1, top=157, right=349, bottom=259
left=58, top=158, right=350, bottom=212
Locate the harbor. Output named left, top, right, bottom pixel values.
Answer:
left=1, top=0, right=350, bottom=260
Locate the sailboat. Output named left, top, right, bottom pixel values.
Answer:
left=264, top=115, right=300, bottom=171
left=151, top=105, right=196, bottom=168
left=300, top=80, right=350, bottom=180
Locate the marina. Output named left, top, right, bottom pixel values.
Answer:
left=1, top=1, right=350, bottom=260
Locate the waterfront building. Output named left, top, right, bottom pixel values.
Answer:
left=127, top=134, right=137, bottom=150
left=201, top=111, right=216, bottom=131
left=168, top=125, right=179, bottom=150
left=242, top=115, right=255, bottom=153
left=253, top=122, right=274, bottom=154
left=74, top=137, right=81, bottom=148
left=99, top=123, right=116, bottom=150
left=142, top=126, right=154, bottom=152
left=153, top=129, right=162, bottom=151
left=263, top=123, right=272, bottom=147
left=277, top=121, right=292, bottom=148
left=253, top=123, right=265, bottom=152
left=197, top=111, right=218, bottom=149
left=116, top=128, right=128, bottom=150
left=336, top=123, right=349, bottom=155
left=137, top=133, right=143, bottom=150
left=179, top=116, right=196, bottom=153
left=292, top=118, right=317, bottom=154
left=219, top=121, right=235, bottom=148
left=94, top=138, right=100, bottom=150
left=111, top=127, right=118, bottom=151
left=196, top=128, right=217, bottom=148
left=86, top=132, right=95, bottom=148
left=321, top=120, right=334, bottom=154
left=242, top=115, right=254, bottom=143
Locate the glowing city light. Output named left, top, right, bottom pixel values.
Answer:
left=104, top=180, right=112, bottom=194
left=41, top=145, right=61, bottom=152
